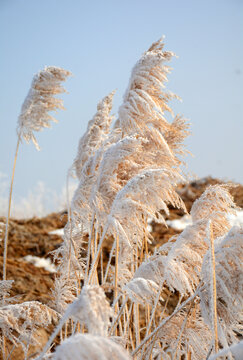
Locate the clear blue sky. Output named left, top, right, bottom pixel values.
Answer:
left=0, top=0, right=242, bottom=201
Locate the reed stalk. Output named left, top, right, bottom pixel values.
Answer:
left=209, top=222, right=219, bottom=353
left=3, top=136, right=20, bottom=282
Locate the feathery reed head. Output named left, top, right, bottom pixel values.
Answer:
left=156, top=308, right=211, bottom=360
left=67, top=285, right=113, bottom=336
left=73, top=91, right=115, bottom=179
left=124, top=277, right=160, bottom=306
left=190, top=184, right=237, bottom=237
left=17, top=66, right=71, bottom=150
left=0, top=301, right=57, bottom=352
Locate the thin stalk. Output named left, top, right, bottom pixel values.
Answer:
left=6, top=344, right=16, bottom=360
left=104, top=241, right=116, bottom=283
left=85, top=213, right=95, bottom=281
left=109, top=296, right=128, bottom=335
left=134, top=304, right=141, bottom=346
left=2, top=136, right=20, bottom=360
left=140, top=283, right=165, bottom=359
left=146, top=282, right=164, bottom=335
left=125, top=302, right=133, bottom=347
left=132, top=284, right=204, bottom=356
left=114, top=234, right=119, bottom=335
left=145, top=304, right=150, bottom=328
left=172, top=302, right=193, bottom=360
left=129, top=328, right=136, bottom=352
left=66, top=167, right=72, bottom=225
left=114, top=235, right=119, bottom=300
left=87, top=223, right=109, bottom=283
left=134, top=243, right=141, bottom=346
left=209, top=222, right=218, bottom=353
left=100, top=249, right=104, bottom=284
left=3, top=136, right=20, bottom=281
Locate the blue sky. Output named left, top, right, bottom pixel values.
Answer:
left=0, top=0, right=242, bottom=202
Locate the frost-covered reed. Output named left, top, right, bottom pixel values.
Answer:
left=3, top=66, right=71, bottom=287
left=2, top=38, right=243, bottom=360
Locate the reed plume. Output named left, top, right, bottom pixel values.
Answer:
left=163, top=184, right=237, bottom=295
left=153, top=308, right=211, bottom=360
left=3, top=66, right=71, bottom=285
left=73, top=91, right=115, bottom=179
left=124, top=277, right=160, bottom=306
left=17, top=66, right=71, bottom=150
left=0, top=301, right=57, bottom=357
left=37, top=285, right=113, bottom=360
left=23, top=38, right=243, bottom=360
left=117, top=37, right=190, bottom=170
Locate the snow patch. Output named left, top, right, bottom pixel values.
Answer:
left=24, top=255, right=56, bottom=273
left=49, top=228, right=64, bottom=236
left=165, top=210, right=243, bottom=231
left=166, top=215, right=192, bottom=231
left=228, top=210, right=243, bottom=227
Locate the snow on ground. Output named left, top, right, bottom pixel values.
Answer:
left=228, top=210, right=243, bottom=227
left=166, top=215, right=192, bottom=231
left=48, top=211, right=243, bottom=237
left=166, top=210, right=243, bottom=231
left=49, top=228, right=65, bottom=236
left=24, top=255, right=56, bottom=273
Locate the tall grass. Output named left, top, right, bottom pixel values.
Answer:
left=0, top=39, right=242, bottom=360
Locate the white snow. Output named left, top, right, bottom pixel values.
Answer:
left=49, top=228, right=64, bottom=236
left=165, top=210, right=243, bottom=231
left=24, top=255, right=56, bottom=273
left=228, top=210, right=243, bottom=227
left=166, top=214, right=192, bottom=231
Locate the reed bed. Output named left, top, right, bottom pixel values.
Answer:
left=1, top=38, right=242, bottom=360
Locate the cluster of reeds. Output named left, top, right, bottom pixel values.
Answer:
left=1, top=39, right=242, bottom=360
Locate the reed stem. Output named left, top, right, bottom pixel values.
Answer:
left=209, top=222, right=219, bottom=353
left=3, top=136, right=20, bottom=282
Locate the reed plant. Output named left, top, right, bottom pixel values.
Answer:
left=1, top=39, right=242, bottom=360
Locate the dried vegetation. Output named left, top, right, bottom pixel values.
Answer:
left=0, top=38, right=242, bottom=360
